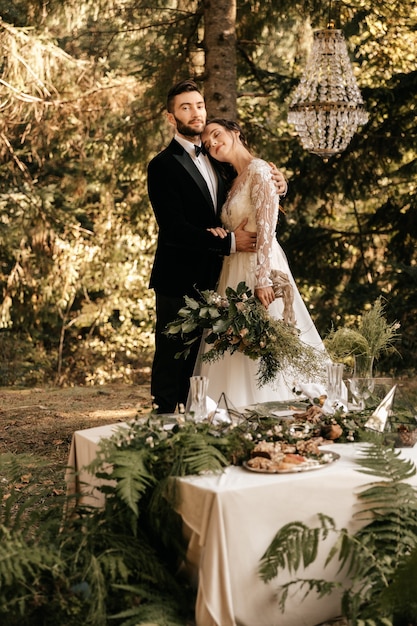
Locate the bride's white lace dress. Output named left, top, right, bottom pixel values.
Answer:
left=197, top=158, right=325, bottom=408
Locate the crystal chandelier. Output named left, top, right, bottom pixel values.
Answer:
left=287, top=24, right=368, bottom=160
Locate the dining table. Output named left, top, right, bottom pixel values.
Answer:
left=66, top=420, right=417, bottom=626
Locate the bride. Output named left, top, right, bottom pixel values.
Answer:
left=194, top=118, right=325, bottom=408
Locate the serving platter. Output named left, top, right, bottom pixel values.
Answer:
left=243, top=450, right=340, bottom=474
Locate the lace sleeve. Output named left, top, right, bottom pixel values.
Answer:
left=250, top=161, right=280, bottom=288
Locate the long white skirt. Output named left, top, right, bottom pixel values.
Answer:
left=194, top=240, right=326, bottom=409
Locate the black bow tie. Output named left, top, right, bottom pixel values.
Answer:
left=195, top=144, right=207, bottom=157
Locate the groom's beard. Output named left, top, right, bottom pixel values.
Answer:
left=174, top=117, right=204, bottom=138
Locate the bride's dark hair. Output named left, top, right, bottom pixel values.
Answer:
left=204, top=118, right=251, bottom=182
left=205, top=118, right=251, bottom=151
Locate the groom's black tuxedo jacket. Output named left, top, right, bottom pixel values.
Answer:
left=148, top=138, right=231, bottom=298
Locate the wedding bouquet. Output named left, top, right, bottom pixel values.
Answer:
left=165, top=281, right=323, bottom=387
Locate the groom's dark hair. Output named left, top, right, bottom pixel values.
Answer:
left=166, top=79, right=202, bottom=113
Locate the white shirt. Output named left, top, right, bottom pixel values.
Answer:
left=175, top=134, right=218, bottom=209
left=174, top=134, right=236, bottom=253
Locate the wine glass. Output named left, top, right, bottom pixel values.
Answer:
left=348, top=354, right=375, bottom=410
left=348, top=376, right=375, bottom=410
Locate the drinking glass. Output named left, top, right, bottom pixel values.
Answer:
left=353, top=354, right=375, bottom=379
left=349, top=378, right=376, bottom=410
left=349, top=354, right=375, bottom=410
left=326, top=362, right=344, bottom=405
left=188, top=376, right=209, bottom=422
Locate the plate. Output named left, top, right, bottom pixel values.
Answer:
left=243, top=451, right=340, bottom=474
left=249, top=401, right=307, bottom=411
left=270, top=409, right=298, bottom=418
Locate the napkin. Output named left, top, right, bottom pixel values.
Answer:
left=207, top=396, right=232, bottom=424
left=294, top=382, right=348, bottom=415
left=364, top=384, right=397, bottom=431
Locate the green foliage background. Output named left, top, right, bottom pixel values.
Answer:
left=0, top=0, right=416, bottom=385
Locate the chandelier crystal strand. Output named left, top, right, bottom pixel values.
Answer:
left=288, top=28, right=368, bottom=160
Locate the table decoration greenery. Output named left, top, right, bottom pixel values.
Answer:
left=91, top=405, right=371, bottom=491
left=324, top=297, right=401, bottom=365
left=89, top=394, right=417, bottom=526
left=165, top=281, right=325, bottom=387
left=91, top=387, right=417, bottom=494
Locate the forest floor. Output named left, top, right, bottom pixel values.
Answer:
left=0, top=379, right=153, bottom=498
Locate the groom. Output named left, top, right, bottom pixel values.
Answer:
left=147, top=79, right=287, bottom=414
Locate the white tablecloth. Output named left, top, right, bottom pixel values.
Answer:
left=66, top=424, right=417, bottom=626
left=66, top=422, right=126, bottom=508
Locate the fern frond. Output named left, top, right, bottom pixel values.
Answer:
left=358, top=482, right=417, bottom=506
left=168, top=431, right=228, bottom=476
left=379, top=546, right=417, bottom=621
left=0, top=488, right=44, bottom=534
left=259, top=515, right=336, bottom=582
left=276, top=578, right=340, bottom=613
left=0, top=525, right=66, bottom=618
left=354, top=444, right=416, bottom=481
left=80, top=554, right=108, bottom=624
left=260, top=441, right=417, bottom=623
left=100, top=447, right=156, bottom=517
left=108, top=583, right=189, bottom=626
left=97, top=549, right=130, bottom=583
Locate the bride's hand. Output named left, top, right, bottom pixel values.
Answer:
left=255, top=286, right=275, bottom=309
left=268, top=162, right=288, bottom=197
left=207, top=226, right=228, bottom=238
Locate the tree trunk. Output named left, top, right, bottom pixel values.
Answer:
left=203, top=0, right=237, bottom=119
